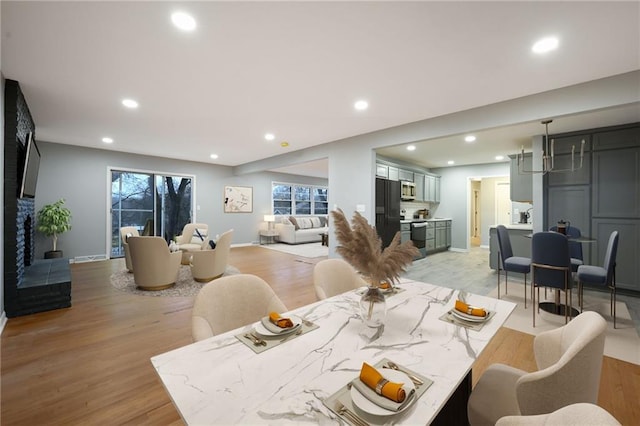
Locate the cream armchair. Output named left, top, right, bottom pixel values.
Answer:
left=175, top=223, right=209, bottom=264
left=128, top=236, right=182, bottom=291
left=190, top=229, right=233, bottom=282
left=119, top=226, right=140, bottom=272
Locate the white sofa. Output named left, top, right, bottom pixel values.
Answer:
left=275, top=215, right=328, bottom=244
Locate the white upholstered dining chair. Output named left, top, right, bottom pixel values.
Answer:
left=467, top=311, right=607, bottom=426
left=191, top=274, right=288, bottom=342
left=313, top=258, right=368, bottom=300
left=495, top=403, right=620, bottom=425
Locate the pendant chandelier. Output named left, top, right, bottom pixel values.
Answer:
left=518, top=119, right=585, bottom=175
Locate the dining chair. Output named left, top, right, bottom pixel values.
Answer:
left=467, top=311, right=607, bottom=426
left=550, top=225, right=583, bottom=272
left=128, top=236, right=182, bottom=290
left=313, top=258, right=368, bottom=300
left=531, top=231, right=573, bottom=326
left=496, top=225, right=531, bottom=308
left=190, top=229, right=233, bottom=282
left=191, top=274, right=288, bottom=342
left=577, top=231, right=619, bottom=328
left=495, top=403, right=621, bottom=426
left=119, top=226, right=139, bottom=272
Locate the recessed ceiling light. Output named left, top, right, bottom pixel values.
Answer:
left=354, top=100, right=368, bottom=111
left=122, top=99, right=138, bottom=109
left=171, top=11, right=196, bottom=31
left=495, top=155, right=505, bottom=161
left=102, top=137, right=113, bottom=144
left=264, top=133, right=275, bottom=141
left=210, top=154, right=218, bottom=160
left=281, top=141, right=289, bottom=147
left=407, top=145, right=416, bottom=151
left=464, top=135, right=476, bottom=143
left=532, top=36, right=559, bottom=54
left=447, top=160, right=455, bottom=165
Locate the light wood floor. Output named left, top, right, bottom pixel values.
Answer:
left=1, top=246, right=638, bottom=425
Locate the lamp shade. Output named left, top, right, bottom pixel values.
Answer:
left=264, top=215, right=276, bottom=223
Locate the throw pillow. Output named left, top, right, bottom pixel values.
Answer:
left=297, top=217, right=312, bottom=229
left=288, top=216, right=300, bottom=230
left=209, top=240, right=217, bottom=249
left=318, top=216, right=326, bottom=227
left=191, top=228, right=208, bottom=244
left=310, top=217, right=321, bottom=228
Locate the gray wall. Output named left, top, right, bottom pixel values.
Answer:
left=432, top=162, right=510, bottom=250
left=34, top=142, right=327, bottom=260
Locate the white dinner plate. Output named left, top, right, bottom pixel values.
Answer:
left=451, top=308, right=490, bottom=323
left=350, top=369, right=416, bottom=417
left=254, top=315, right=301, bottom=337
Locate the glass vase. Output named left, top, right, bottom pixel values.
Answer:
left=359, top=285, right=387, bottom=327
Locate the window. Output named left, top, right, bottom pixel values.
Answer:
left=272, top=182, right=328, bottom=216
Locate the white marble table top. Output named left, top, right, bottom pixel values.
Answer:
left=151, top=278, right=516, bottom=425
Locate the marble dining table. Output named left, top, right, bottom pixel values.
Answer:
left=150, top=278, right=516, bottom=425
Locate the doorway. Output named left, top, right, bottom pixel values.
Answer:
left=495, top=182, right=512, bottom=226
left=110, top=170, right=194, bottom=258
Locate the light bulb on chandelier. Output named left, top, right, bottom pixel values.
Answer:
left=518, top=119, right=585, bottom=175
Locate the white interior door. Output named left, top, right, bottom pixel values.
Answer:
left=495, top=182, right=512, bottom=225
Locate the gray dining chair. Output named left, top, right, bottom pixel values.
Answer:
left=577, top=231, right=619, bottom=328
left=496, top=225, right=531, bottom=308
left=531, top=231, right=573, bottom=326
left=550, top=225, right=583, bottom=272
left=467, top=311, right=607, bottom=426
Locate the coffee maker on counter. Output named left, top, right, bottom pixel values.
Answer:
left=413, top=209, right=429, bottom=219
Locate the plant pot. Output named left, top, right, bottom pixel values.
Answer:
left=45, top=250, right=63, bottom=259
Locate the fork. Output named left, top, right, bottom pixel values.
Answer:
left=334, top=401, right=369, bottom=426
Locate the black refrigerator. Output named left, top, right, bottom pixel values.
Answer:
left=375, top=178, right=401, bottom=248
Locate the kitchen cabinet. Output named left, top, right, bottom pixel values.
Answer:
left=424, top=174, right=441, bottom=203
left=399, top=169, right=414, bottom=182
left=388, top=166, right=399, bottom=181
left=422, top=219, right=450, bottom=254
left=414, top=173, right=425, bottom=201
left=376, top=164, right=388, bottom=178
left=509, top=153, right=532, bottom=202
left=400, top=222, right=411, bottom=244
left=425, top=222, right=435, bottom=252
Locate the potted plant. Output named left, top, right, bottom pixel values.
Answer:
left=37, top=198, right=72, bottom=259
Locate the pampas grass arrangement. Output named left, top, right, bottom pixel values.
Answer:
left=331, top=208, right=419, bottom=286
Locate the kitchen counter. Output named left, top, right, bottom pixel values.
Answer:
left=490, top=223, right=533, bottom=230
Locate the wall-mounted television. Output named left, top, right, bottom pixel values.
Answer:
left=19, top=132, right=41, bottom=198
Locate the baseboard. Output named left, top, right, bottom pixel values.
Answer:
left=0, top=311, right=7, bottom=335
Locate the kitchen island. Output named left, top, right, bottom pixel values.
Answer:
left=488, top=224, right=533, bottom=270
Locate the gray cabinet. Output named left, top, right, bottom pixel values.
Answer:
left=425, top=222, right=435, bottom=252
left=399, top=169, right=413, bottom=182
left=400, top=223, right=411, bottom=244
left=388, top=166, right=399, bottom=181
left=414, top=173, right=425, bottom=202
left=424, top=174, right=441, bottom=203
left=425, top=220, right=450, bottom=253
left=591, top=218, right=640, bottom=292
left=547, top=134, right=591, bottom=186
left=376, top=164, right=388, bottom=178
left=592, top=147, right=640, bottom=218
left=509, top=153, right=533, bottom=202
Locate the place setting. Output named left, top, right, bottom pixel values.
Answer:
left=235, top=311, right=319, bottom=354
left=324, top=357, right=433, bottom=425
left=439, top=297, right=495, bottom=331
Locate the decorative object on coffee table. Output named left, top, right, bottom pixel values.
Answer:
left=37, top=198, right=72, bottom=259
left=331, top=208, right=419, bottom=327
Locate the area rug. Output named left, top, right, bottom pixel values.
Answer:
left=259, top=242, right=328, bottom=258
left=110, top=265, right=240, bottom=297
left=488, top=282, right=640, bottom=365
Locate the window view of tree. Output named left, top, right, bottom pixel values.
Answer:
left=111, top=170, right=192, bottom=258
left=272, top=182, right=328, bottom=216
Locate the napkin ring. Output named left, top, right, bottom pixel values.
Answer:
left=375, top=378, right=389, bottom=395
left=466, top=307, right=474, bottom=315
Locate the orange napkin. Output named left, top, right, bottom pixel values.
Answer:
left=378, top=281, right=391, bottom=290
left=269, top=312, right=294, bottom=328
left=359, top=362, right=406, bottom=403
left=455, top=300, right=487, bottom=317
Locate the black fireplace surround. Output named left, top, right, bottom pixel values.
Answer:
left=3, top=79, right=71, bottom=317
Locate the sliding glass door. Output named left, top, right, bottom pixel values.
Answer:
left=111, top=170, right=193, bottom=258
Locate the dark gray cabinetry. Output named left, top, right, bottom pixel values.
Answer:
left=591, top=218, right=640, bottom=291
left=545, top=123, right=640, bottom=293
left=509, top=153, right=532, bottom=202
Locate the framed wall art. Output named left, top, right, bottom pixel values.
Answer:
left=224, top=185, right=253, bottom=213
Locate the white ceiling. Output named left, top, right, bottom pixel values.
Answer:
left=2, top=2, right=639, bottom=179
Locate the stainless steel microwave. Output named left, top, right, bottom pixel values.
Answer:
left=401, top=181, right=416, bottom=200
